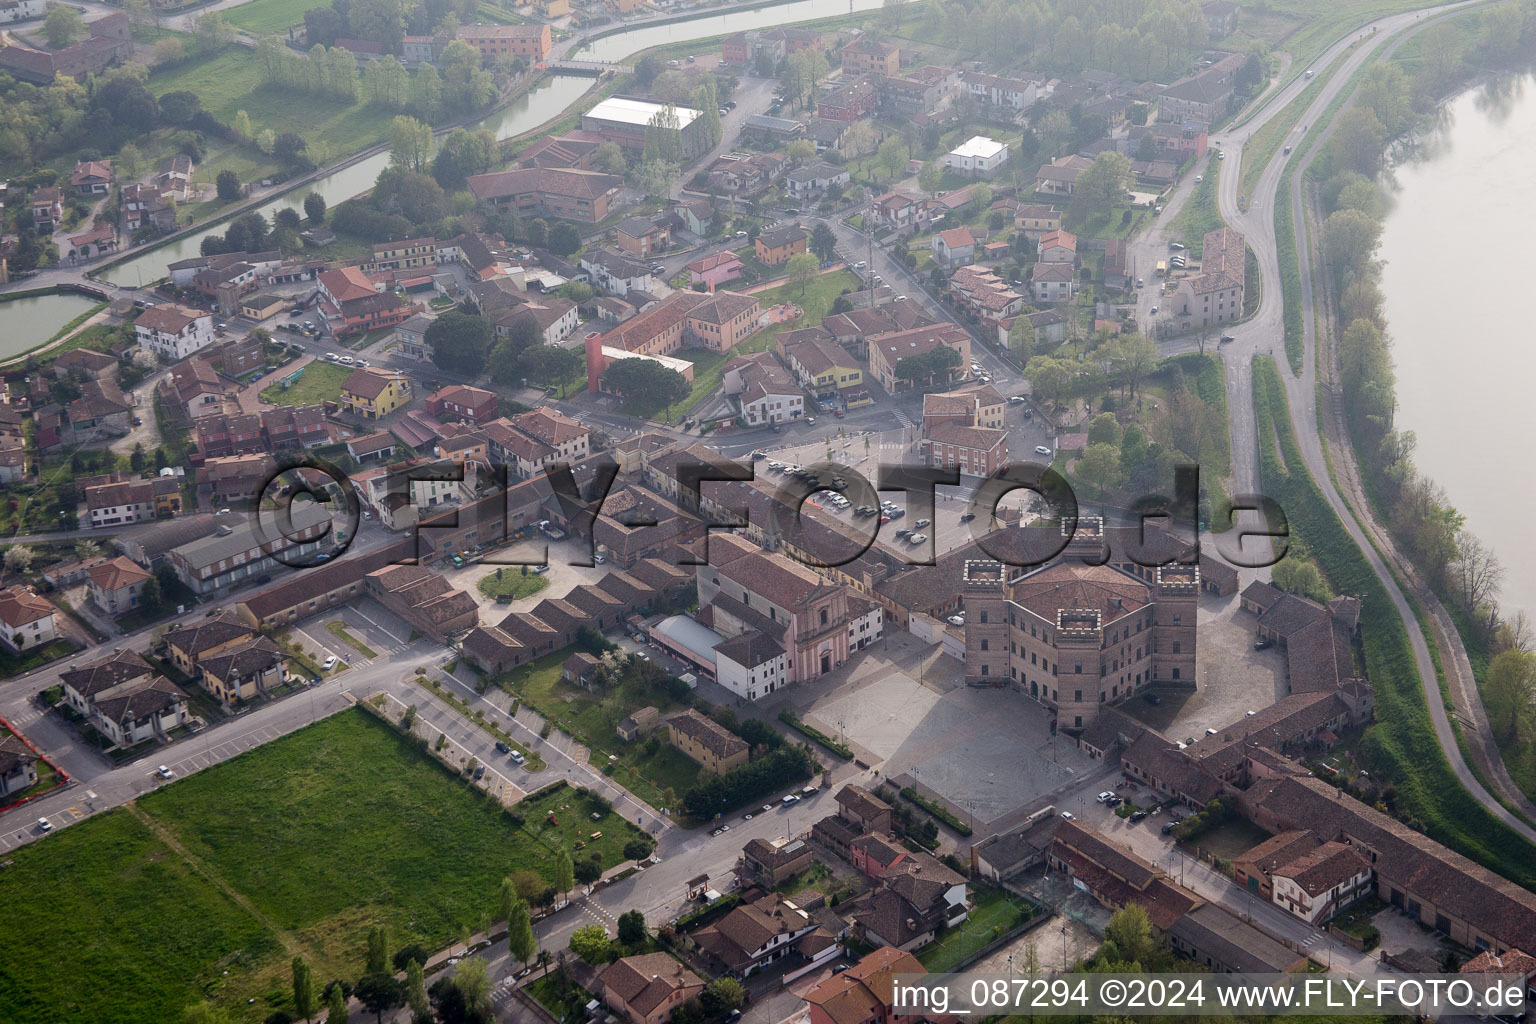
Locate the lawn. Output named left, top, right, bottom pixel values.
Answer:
left=259, top=359, right=351, bottom=406
left=148, top=48, right=401, bottom=175
left=526, top=973, right=598, bottom=1021
left=916, top=886, right=1041, bottom=972
left=517, top=781, right=649, bottom=870
left=0, top=637, right=76, bottom=679
left=1170, top=162, right=1223, bottom=256
left=1185, top=817, right=1273, bottom=861
left=666, top=348, right=732, bottom=420
left=223, top=0, right=315, bottom=35
left=0, top=709, right=646, bottom=1024
left=476, top=568, right=551, bottom=601
left=325, top=619, right=378, bottom=658
left=497, top=649, right=697, bottom=812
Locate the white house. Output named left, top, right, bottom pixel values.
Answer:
left=943, top=136, right=1009, bottom=179
left=0, top=0, right=47, bottom=23
left=724, top=353, right=803, bottom=426
left=1270, top=843, right=1373, bottom=925
left=713, top=631, right=789, bottom=701
left=134, top=304, right=215, bottom=361
left=85, top=556, right=152, bottom=616
left=580, top=249, right=653, bottom=297
left=1030, top=262, right=1075, bottom=303
left=0, top=586, right=58, bottom=653
left=847, top=600, right=884, bottom=652
left=784, top=162, right=852, bottom=197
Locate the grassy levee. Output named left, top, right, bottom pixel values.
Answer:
left=1251, top=356, right=1536, bottom=888
left=1274, top=186, right=1304, bottom=372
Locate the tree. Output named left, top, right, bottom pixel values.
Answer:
left=427, top=312, right=493, bottom=376
left=548, top=222, right=582, bottom=257
left=1078, top=442, right=1124, bottom=499
left=617, top=909, right=646, bottom=946
left=389, top=115, right=434, bottom=173
left=1487, top=648, right=1536, bottom=744
left=1037, top=109, right=1073, bottom=157
left=410, top=63, right=443, bottom=118
left=873, top=137, right=907, bottom=182
left=702, top=978, right=746, bottom=1015
left=393, top=945, right=430, bottom=973
left=5, top=545, right=36, bottom=574
left=634, top=54, right=662, bottom=85
left=365, top=925, right=389, bottom=977
left=554, top=849, right=575, bottom=894
left=353, top=973, right=403, bottom=1024
left=595, top=141, right=628, bottom=176
left=351, top=0, right=408, bottom=51
left=1321, top=208, right=1381, bottom=286
left=785, top=252, right=819, bottom=296
left=918, top=160, right=942, bottom=196
left=154, top=36, right=184, bottom=64
left=1101, top=903, right=1167, bottom=970
left=570, top=924, right=611, bottom=963
left=519, top=345, right=584, bottom=397
left=1072, top=151, right=1133, bottom=219
left=1087, top=411, right=1121, bottom=447
left=508, top=893, right=537, bottom=965
left=45, top=6, right=84, bottom=47
left=405, top=960, right=431, bottom=1024
left=810, top=222, right=837, bottom=262
left=303, top=193, right=326, bottom=225
left=573, top=857, right=603, bottom=884
left=159, top=90, right=203, bottom=126
left=601, top=358, right=690, bottom=416
left=326, top=981, right=348, bottom=1024
left=292, top=957, right=319, bottom=1023
left=130, top=443, right=147, bottom=474
left=894, top=345, right=962, bottom=388
left=1331, top=106, right=1388, bottom=178
left=216, top=170, right=240, bottom=203
left=454, top=958, right=492, bottom=1021
left=194, top=10, right=233, bottom=52
left=1134, top=133, right=1158, bottom=163
left=787, top=138, right=816, bottom=164
left=1008, top=315, right=1035, bottom=363
left=273, top=132, right=312, bottom=172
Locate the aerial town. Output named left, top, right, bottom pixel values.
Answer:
left=3, top=0, right=1536, bottom=1021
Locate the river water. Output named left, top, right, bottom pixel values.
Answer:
left=97, top=0, right=885, bottom=289
left=0, top=292, right=101, bottom=360
left=1379, top=71, right=1536, bottom=615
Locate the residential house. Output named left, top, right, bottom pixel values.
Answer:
left=121, top=183, right=176, bottom=234
left=1202, top=0, right=1240, bottom=39
left=714, top=629, right=790, bottom=701
left=741, top=836, right=814, bottom=887
left=817, top=76, right=878, bottom=121
left=840, top=35, right=898, bottom=76
left=1015, top=204, right=1062, bottom=238
left=426, top=384, right=498, bottom=425
left=53, top=347, right=119, bottom=380
left=581, top=248, right=654, bottom=296
left=804, top=948, right=928, bottom=1024
left=1031, top=262, right=1076, bottom=303
left=1173, top=226, right=1245, bottom=328
left=1158, top=52, right=1247, bottom=124
left=362, top=236, right=438, bottom=272
left=64, top=378, right=133, bottom=443
left=962, top=71, right=1041, bottom=111
left=1038, top=229, right=1077, bottom=263
left=70, top=158, right=111, bottom=196
left=30, top=186, right=62, bottom=231
left=0, top=0, right=45, bottom=23
left=674, top=198, right=713, bottom=236
left=61, top=655, right=189, bottom=748
left=316, top=266, right=412, bottom=338
left=454, top=22, right=552, bottom=61
left=135, top=304, right=215, bottom=361
left=1270, top=841, right=1373, bottom=924
left=943, top=136, right=1008, bottom=178
left=0, top=731, right=38, bottom=797
left=616, top=217, right=670, bottom=258
left=687, top=251, right=744, bottom=289
left=340, top=367, right=413, bottom=419
left=0, top=586, right=58, bottom=653
left=723, top=351, right=802, bottom=427
left=347, top=431, right=397, bottom=463
left=395, top=313, right=435, bottom=361
left=1034, top=154, right=1093, bottom=195
left=693, top=893, right=821, bottom=977
left=668, top=708, right=748, bottom=774
left=784, top=162, right=851, bottom=198
left=0, top=12, right=132, bottom=85
left=466, top=167, right=625, bottom=224
left=86, top=556, right=151, bottom=615
left=865, top=323, right=972, bottom=392
left=777, top=328, right=860, bottom=400
left=932, top=226, right=976, bottom=268
left=756, top=225, right=808, bottom=266
left=84, top=476, right=183, bottom=527
left=598, top=953, right=706, bottom=1024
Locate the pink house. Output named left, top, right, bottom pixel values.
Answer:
left=687, top=251, right=744, bottom=289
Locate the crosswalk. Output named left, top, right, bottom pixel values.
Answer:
left=6, top=707, right=44, bottom=729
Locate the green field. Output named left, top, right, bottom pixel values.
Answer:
left=498, top=649, right=699, bottom=811
left=259, top=359, right=351, bottom=406
left=1170, top=161, right=1223, bottom=256
left=916, top=886, right=1040, bottom=972
left=476, top=568, right=551, bottom=601
left=223, top=0, right=316, bottom=35
left=0, top=710, right=643, bottom=1024
left=148, top=49, right=400, bottom=174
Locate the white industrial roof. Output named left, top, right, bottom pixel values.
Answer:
left=651, top=614, right=726, bottom=668
left=949, top=135, right=1008, bottom=160
left=601, top=346, right=694, bottom=376
left=587, top=96, right=702, bottom=130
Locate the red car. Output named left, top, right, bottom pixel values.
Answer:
left=834, top=409, right=844, bottom=418
left=880, top=515, right=891, bottom=524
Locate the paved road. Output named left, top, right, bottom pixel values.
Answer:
left=1208, top=0, right=1536, bottom=844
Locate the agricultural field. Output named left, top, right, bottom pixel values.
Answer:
left=222, top=0, right=317, bottom=35
left=0, top=709, right=641, bottom=1024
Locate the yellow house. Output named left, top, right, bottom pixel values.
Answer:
left=667, top=709, right=749, bottom=776
left=536, top=0, right=571, bottom=17
left=363, top=236, right=437, bottom=272
left=781, top=332, right=863, bottom=395
left=341, top=367, right=413, bottom=419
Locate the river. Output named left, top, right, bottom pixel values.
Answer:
left=1380, top=70, right=1536, bottom=615
left=97, top=0, right=885, bottom=288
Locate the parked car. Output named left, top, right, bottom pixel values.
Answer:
left=1129, top=809, right=1149, bottom=823
left=1096, top=791, right=1118, bottom=804
left=495, top=741, right=511, bottom=754
left=36, top=817, right=51, bottom=833
left=947, top=614, right=965, bottom=626
left=473, top=765, right=486, bottom=780
left=156, top=765, right=174, bottom=779
left=1143, top=692, right=1162, bottom=705
left=510, top=751, right=526, bottom=765
left=1060, top=810, right=1075, bottom=820
left=322, top=655, right=339, bottom=670
left=907, top=533, right=927, bottom=545
left=913, top=519, right=930, bottom=528
left=1035, top=445, right=1052, bottom=456
left=959, top=512, right=976, bottom=522
left=1161, top=821, right=1178, bottom=834
left=531, top=565, right=550, bottom=575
